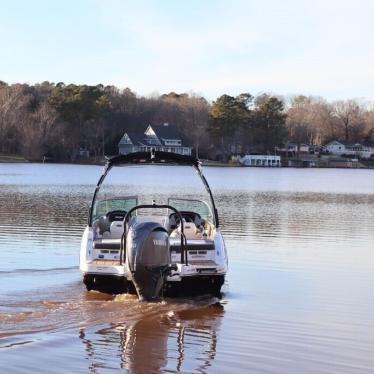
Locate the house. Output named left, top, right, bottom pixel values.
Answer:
left=299, top=144, right=310, bottom=153
left=118, top=123, right=192, bottom=156
left=324, top=140, right=348, bottom=155
left=309, top=145, right=323, bottom=154
left=276, top=142, right=298, bottom=155
left=118, top=132, right=145, bottom=154
left=324, top=140, right=374, bottom=159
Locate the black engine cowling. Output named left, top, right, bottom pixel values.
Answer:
left=126, top=221, right=171, bottom=301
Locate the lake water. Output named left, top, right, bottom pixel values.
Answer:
left=1, top=163, right=374, bottom=373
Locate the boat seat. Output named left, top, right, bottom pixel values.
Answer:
left=169, top=239, right=215, bottom=253
left=170, top=222, right=202, bottom=240
left=93, top=238, right=215, bottom=252
left=109, top=221, right=125, bottom=239
left=93, top=239, right=121, bottom=250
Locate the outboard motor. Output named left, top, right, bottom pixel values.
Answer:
left=126, top=221, right=171, bottom=301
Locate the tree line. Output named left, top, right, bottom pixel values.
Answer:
left=0, top=80, right=374, bottom=161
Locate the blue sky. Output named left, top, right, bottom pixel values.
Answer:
left=1, top=0, right=374, bottom=100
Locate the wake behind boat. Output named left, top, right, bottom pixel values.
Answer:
left=80, top=150, right=228, bottom=301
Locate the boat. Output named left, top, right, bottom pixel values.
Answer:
left=80, top=150, right=228, bottom=301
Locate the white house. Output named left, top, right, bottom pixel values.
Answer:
left=299, top=144, right=311, bottom=153
left=118, top=123, right=192, bottom=156
left=276, top=142, right=298, bottom=154
left=324, top=140, right=348, bottom=155
left=324, top=140, right=374, bottom=159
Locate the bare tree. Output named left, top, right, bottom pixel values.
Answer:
left=146, top=92, right=210, bottom=156
left=286, top=96, right=317, bottom=145
left=332, top=99, right=365, bottom=142
left=286, top=95, right=344, bottom=145
left=0, top=84, right=31, bottom=154
left=22, top=101, right=58, bottom=159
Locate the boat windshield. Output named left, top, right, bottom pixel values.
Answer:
left=90, top=164, right=218, bottom=226
left=168, top=198, right=214, bottom=222
left=92, top=197, right=138, bottom=221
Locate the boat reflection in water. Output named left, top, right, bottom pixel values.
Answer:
left=79, top=301, right=224, bottom=373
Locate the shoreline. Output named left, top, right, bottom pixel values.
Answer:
left=0, top=155, right=28, bottom=163
left=1, top=155, right=374, bottom=169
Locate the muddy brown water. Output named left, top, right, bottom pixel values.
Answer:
left=1, top=164, right=374, bottom=373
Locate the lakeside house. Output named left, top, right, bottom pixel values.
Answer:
left=276, top=142, right=312, bottom=156
left=276, top=142, right=298, bottom=156
left=118, top=123, right=192, bottom=156
left=324, top=140, right=374, bottom=159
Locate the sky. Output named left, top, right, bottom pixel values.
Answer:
left=1, top=0, right=374, bottom=101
